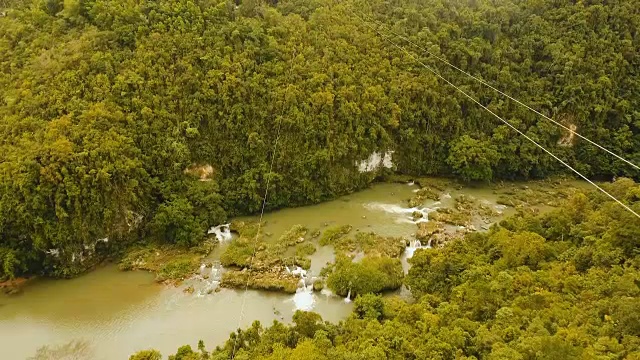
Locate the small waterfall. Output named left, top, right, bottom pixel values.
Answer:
left=409, top=217, right=429, bottom=225
left=344, top=289, right=352, bottom=303
left=195, top=261, right=223, bottom=297
left=291, top=267, right=307, bottom=278
left=365, top=203, right=417, bottom=214
left=406, top=238, right=431, bottom=259
left=207, top=224, right=232, bottom=242
left=291, top=267, right=315, bottom=311
left=293, top=285, right=315, bottom=311
left=210, top=261, right=222, bottom=281
left=405, top=244, right=417, bottom=259
left=408, top=181, right=415, bottom=186
left=365, top=202, right=438, bottom=225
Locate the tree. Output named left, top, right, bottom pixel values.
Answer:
left=129, top=350, right=162, bottom=360
left=447, top=135, right=500, bottom=182
left=292, top=311, right=324, bottom=339
left=354, top=294, right=385, bottom=321
left=147, top=179, right=640, bottom=360
left=2, top=0, right=639, bottom=286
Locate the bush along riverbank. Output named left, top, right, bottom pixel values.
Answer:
left=317, top=226, right=408, bottom=299
left=118, top=240, right=217, bottom=285
left=2, top=175, right=588, bottom=297
left=117, top=175, right=591, bottom=295
left=3, top=0, right=640, bottom=284
left=131, top=178, right=640, bottom=359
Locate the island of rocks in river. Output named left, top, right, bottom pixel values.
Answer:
left=113, top=176, right=585, bottom=301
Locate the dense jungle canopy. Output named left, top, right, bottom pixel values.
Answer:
left=133, top=179, right=640, bottom=359
left=1, top=0, right=639, bottom=280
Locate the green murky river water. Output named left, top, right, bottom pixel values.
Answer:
left=0, top=180, right=580, bottom=359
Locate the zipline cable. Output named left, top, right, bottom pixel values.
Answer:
left=230, top=47, right=300, bottom=359
left=353, top=8, right=640, bottom=171
left=348, top=9, right=640, bottom=219
left=230, top=116, right=283, bottom=359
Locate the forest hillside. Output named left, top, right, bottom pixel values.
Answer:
left=1, top=0, right=639, bottom=279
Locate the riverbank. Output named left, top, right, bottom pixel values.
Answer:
left=0, top=176, right=585, bottom=297
left=118, top=240, right=217, bottom=285
left=0, top=277, right=33, bottom=295
left=115, top=176, right=588, bottom=297
left=154, top=178, right=639, bottom=360
left=0, top=177, right=592, bottom=359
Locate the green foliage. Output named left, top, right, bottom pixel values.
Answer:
left=319, top=228, right=406, bottom=258
left=353, top=294, right=385, bottom=321
left=312, top=279, right=324, bottom=291
left=218, top=224, right=314, bottom=292
left=220, top=269, right=299, bottom=293
left=156, top=258, right=198, bottom=283
left=118, top=244, right=207, bottom=284
left=159, top=180, right=640, bottom=360
left=129, top=349, right=162, bottom=360
left=318, top=225, right=353, bottom=247
left=405, top=236, right=481, bottom=299
left=276, top=225, right=308, bottom=248
left=408, top=186, right=440, bottom=207
left=490, top=229, right=552, bottom=270
left=151, top=198, right=202, bottom=247
left=220, top=224, right=312, bottom=273
left=0, top=249, right=19, bottom=280
left=295, top=242, right=317, bottom=258
left=220, top=237, right=255, bottom=269
left=2, top=0, right=639, bottom=279
left=325, top=255, right=404, bottom=297
left=447, top=135, right=500, bottom=182
left=292, top=311, right=324, bottom=339
left=151, top=180, right=226, bottom=247
left=168, top=345, right=208, bottom=360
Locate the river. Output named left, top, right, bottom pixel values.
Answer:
left=0, top=180, right=579, bottom=359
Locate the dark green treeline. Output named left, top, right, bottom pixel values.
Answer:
left=1, top=0, right=639, bottom=278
